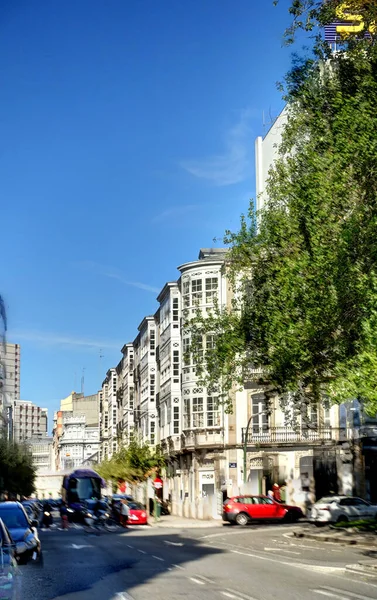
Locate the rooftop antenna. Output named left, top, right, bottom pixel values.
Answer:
left=81, top=368, right=85, bottom=396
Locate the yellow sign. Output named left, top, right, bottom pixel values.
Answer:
left=336, top=3, right=376, bottom=35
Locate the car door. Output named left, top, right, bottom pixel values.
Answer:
left=352, top=498, right=373, bottom=519
left=238, top=497, right=255, bottom=519
left=255, top=497, right=280, bottom=519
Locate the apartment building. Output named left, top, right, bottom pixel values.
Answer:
left=97, top=247, right=358, bottom=518
left=53, top=391, right=100, bottom=470
left=58, top=414, right=99, bottom=471
left=156, top=282, right=181, bottom=455
left=99, top=370, right=118, bottom=460
left=13, top=401, right=48, bottom=443
left=133, top=317, right=158, bottom=447
left=116, top=343, right=135, bottom=446
left=0, top=342, right=21, bottom=438
left=27, top=436, right=54, bottom=472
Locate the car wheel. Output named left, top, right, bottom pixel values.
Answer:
left=336, top=515, right=348, bottom=524
left=235, top=512, right=250, bottom=527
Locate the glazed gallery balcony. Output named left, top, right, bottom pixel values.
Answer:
left=241, top=426, right=347, bottom=445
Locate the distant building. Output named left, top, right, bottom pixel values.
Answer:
left=27, top=436, right=54, bottom=472
left=58, top=414, right=99, bottom=471
left=53, top=391, right=100, bottom=469
left=0, top=343, right=21, bottom=439
left=255, top=108, right=288, bottom=213
left=13, top=400, right=48, bottom=443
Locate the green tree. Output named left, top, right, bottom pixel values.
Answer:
left=0, top=437, right=36, bottom=497
left=97, top=437, right=166, bottom=487
left=188, top=2, right=377, bottom=417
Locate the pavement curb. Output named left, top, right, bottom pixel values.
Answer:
left=293, top=529, right=377, bottom=547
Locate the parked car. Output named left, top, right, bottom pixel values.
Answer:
left=309, top=496, right=377, bottom=525
left=21, top=501, right=41, bottom=523
left=0, top=517, right=22, bottom=599
left=0, top=502, right=41, bottom=564
left=222, top=495, right=304, bottom=526
left=127, top=502, right=148, bottom=525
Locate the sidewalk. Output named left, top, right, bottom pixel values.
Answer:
left=293, top=526, right=377, bottom=547
left=148, top=515, right=224, bottom=529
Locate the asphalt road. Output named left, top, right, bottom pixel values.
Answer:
left=19, top=521, right=377, bottom=600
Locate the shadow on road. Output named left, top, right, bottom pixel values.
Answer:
left=21, top=527, right=225, bottom=600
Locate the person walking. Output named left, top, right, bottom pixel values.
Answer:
left=60, top=501, right=69, bottom=530
left=272, top=483, right=281, bottom=503
left=120, top=499, right=129, bottom=528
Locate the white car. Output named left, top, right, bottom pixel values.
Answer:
left=309, top=495, right=377, bottom=525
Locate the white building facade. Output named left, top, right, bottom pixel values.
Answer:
left=58, top=414, right=99, bottom=471
left=133, top=317, right=158, bottom=446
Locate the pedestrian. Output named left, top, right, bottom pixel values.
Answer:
left=272, top=483, right=281, bottom=503
left=60, top=501, right=69, bottom=530
left=267, top=490, right=274, bottom=500
left=120, top=499, right=129, bottom=528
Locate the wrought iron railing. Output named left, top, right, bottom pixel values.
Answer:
left=241, top=426, right=344, bottom=444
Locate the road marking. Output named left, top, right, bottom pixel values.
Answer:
left=200, top=526, right=297, bottom=540
left=172, top=564, right=185, bottom=570
left=189, top=577, right=205, bottom=585
left=71, top=544, right=93, bottom=549
left=115, top=593, right=135, bottom=600
left=312, top=591, right=349, bottom=599
left=164, top=541, right=183, bottom=547
left=230, top=549, right=344, bottom=573
left=221, top=592, right=257, bottom=600
left=126, top=545, right=134, bottom=549
left=152, top=555, right=164, bottom=561
left=264, top=547, right=300, bottom=555
left=320, top=587, right=375, bottom=600
left=137, top=549, right=146, bottom=554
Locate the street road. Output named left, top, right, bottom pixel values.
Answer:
left=20, top=522, right=377, bottom=600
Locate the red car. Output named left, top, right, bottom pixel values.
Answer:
left=127, top=501, right=148, bottom=525
left=223, top=495, right=303, bottom=526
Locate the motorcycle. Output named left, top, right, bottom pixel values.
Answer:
left=42, top=509, right=53, bottom=528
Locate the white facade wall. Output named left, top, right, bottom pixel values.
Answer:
left=58, top=414, right=99, bottom=471
left=134, top=317, right=158, bottom=446
left=119, top=343, right=135, bottom=444
left=157, top=283, right=181, bottom=447
left=255, top=108, right=288, bottom=213
left=106, top=368, right=118, bottom=458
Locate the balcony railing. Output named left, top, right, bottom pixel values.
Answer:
left=242, top=426, right=345, bottom=444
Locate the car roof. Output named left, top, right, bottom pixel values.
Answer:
left=0, top=501, right=23, bottom=509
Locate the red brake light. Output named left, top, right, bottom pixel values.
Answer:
left=319, top=507, right=330, bottom=511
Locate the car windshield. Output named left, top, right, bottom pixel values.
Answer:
left=128, top=502, right=144, bottom=510
left=316, top=497, right=339, bottom=504
left=0, top=506, right=28, bottom=529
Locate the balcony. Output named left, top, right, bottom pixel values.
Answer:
left=242, top=426, right=345, bottom=445
left=181, top=428, right=224, bottom=450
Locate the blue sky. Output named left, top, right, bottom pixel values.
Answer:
left=1, top=0, right=309, bottom=429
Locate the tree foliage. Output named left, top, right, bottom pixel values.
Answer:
left=0, top=437, right=36, bottom=497
left=96, top=437, right=166, bottom=486
left=188, top=3, right=377, bottom=418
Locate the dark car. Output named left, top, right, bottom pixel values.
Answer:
left=223, top=495, right=304, bottom=526
left=0, top=502, right=41, bottom=564
left=0, top=517, right=22, bottom=599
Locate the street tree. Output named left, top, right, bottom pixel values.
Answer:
left=188, top=1, right=377, bottom=418
left=0, top=437, right=36, bottom=497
